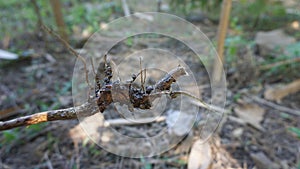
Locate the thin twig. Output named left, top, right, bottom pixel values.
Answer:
left=247, top=95, right=300, bottom=116
left=30, top=0, right=48, bottom=48
left=104, top=53, right=108, bottom=65
left=140, top=57, right=145, bottom=92
left=41, top=24, right=92, bottom=88
left=160, top=91, right=227, bottom=113
left=90, top=57, right=96, bottom=76
left=144, top=68, right=146, bottom=85
left=260, top=57, right=300, bottom=70
left=104, top=116, right=166, bottom=127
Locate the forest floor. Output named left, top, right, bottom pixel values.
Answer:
left=0, top=21, right=299, bottom=169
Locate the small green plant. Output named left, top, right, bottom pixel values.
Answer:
left=288, top=127, right=300, bottom=139
left=54, top=81, right=72, bottom=95
left=0, top=129, right=20, bottom=152
left=88, top=143, right=102, bottom=156
left=261, top=53, right=300, bottom=82
left=230, top=16, right=243, bottom=34
left=46, top=132, right=59, bottom=151
left=2, top=130, right=19, bottom=144
left=140, top=157, right=152, bottom=169
left=125, top=36, right=134, bottom=47
left=61, top=81, right=72, bottom=94
left=233, top=93, right=241, bottom=102
left=280, top=113, right=291, bottom=119
left=176, top=159, right=188, bottom=165
left=224, top=35, right=254, bottom=64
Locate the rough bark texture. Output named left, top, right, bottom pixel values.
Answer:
left=0, top=100, right=98, bottom=131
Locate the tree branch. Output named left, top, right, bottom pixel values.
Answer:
left=247, top=95, right=300, bottom=116
left=0, top=66, right=189, bottom=131
left=0, top=63, right=223, bottom=132
left=0, top=81, right=227, bottom=131
left=0, top=100, right=98, bottom=131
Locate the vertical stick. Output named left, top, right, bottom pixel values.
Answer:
left=49, top=0, right=68, bottom=42
left=140, top=57, right=145, bottom=92
left=121, top=0, right=130, bottom=16
left=31, top=0, right=43, bottom=28
left=212, top=0, right=232, bottom=82
left=31, top=0, right=47, bottom=48
left=157, top=0, right=162, bottom=12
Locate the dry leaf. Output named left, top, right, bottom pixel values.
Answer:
left=264, top=79, right=300, bottom=103
left=234, top=102, right=265, bottom=131
left=188, top=140, right=212, bottom=169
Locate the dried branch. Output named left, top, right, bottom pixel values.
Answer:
left=140, top=57, right=145, bottom=92
left=0, top=99, right=167, bottom=131
left=104, top=116, right=166, bottom=127
left=247, top=95, right=300, bottom=116
left=41, top=24, right=92, bottom=88
left=259, top=57, right=300, bottom=70
left=212, top=0, right=232, bottom=81
left=0, top=66, right=189, bottom=131
left=170, top=91, right=227, bottom=113
left=0, top=62, right=221, bottom=132
left=0, top=100, right=98, bottom=131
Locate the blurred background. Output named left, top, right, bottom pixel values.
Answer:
left=0, top=0, right=299, bottom=169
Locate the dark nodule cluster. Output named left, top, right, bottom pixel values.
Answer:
left=129, top=85, right=153, bottom=110
left=95, top=57, right=187, bottom=113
